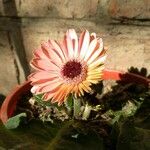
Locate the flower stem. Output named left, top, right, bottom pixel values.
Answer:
left=82, top=103, right=92, bottom=120
left=73, top=97, right=81, bottom=119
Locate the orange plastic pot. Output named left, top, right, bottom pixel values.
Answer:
left=0, top=69, right=149, bottom=124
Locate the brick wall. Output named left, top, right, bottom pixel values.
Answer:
left=0, top=0, right=150, bottom=95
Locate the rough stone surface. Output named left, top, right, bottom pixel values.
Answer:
left=21, top=19, right=150, bottom=73
left=104, top=26, right=150, bottom=72
left=0, top=0, right=98, bottom=18
left=0, top=31, right=18, bottom=95
left=0, top=1, right=3, bottom=15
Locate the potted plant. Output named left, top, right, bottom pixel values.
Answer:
left=0, top=29, right=150, bottom=150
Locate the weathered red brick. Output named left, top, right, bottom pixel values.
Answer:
left=108, top=0, right=150, bottom=20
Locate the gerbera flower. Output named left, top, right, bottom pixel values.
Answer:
left=28, top=29, right=107, bottom=105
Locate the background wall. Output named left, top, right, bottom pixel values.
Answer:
left=0, top=0, right=150, bottom=95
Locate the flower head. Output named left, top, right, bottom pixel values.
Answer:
left=28, top=29, right=107, bottom=105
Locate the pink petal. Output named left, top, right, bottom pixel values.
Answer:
left=34, top=42, right=63, bottom=68
left=84, top=38, right=98, bottom=61
left=28, top=71, right=57, bottom=82
left=34, top=77, right=61, bottom=88
left=30, top=58, right=60, bottom=72
left=41, top=42, right=63, bottom=66
left=36, top=79, right=62, bottom=94
left=89, top=54, right=107, bottom=69
left=87, top=38, right=103, bottom=64
left=31, top=78, right=57, bottom=86
left=90, top=33, right=96, bottom=42
left=59, top=39, right=69, bottom=61
left=31, top=86, right=39, bottom=94
left=33, top=48, right=44, bottom=58
left=79, top=30, right=90, bottom=59
left=65, top=32, right=74, bottom=59
left=29, top=72, right=59, bottom=87
left=49, top=40, right=66, bottom=62
left=67, top=29, right=78, bottom=58
left=42, top=85, right=62, bottom=100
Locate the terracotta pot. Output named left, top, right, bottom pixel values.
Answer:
left=0, top=69, right=149, bottom=124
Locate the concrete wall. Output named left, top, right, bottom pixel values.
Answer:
left=0, top=0, right=150, bottom=95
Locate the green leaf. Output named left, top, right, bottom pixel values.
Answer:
left=110, top=122, right=120, bottom=150
left=102, top=100, right=140, bottom=125
left=5, top=113, right=27, bottom=129
left=34, top=94, right=64, bottom=110
left=134, top=115, right=150, bottom=130
left=122, top=101, right=139, bottom=117
left=116, top=118, right=150, bottom=150
left=0, top=119, right=59, bottom=149
left=0, top=120, right=105, bottom=150
left=47, top=120, right=105, bottom=150
left=34, top=94, right=51, bottom=107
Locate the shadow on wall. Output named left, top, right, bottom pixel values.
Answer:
left=2, top=0, right=30, bottom=81
left=0, top=94, right=5, bottom=106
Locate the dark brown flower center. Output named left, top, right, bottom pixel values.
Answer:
left=62, top=60, right=82, bottom=79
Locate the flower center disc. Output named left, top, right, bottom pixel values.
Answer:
left=62, top=60, right=82, bottom=79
